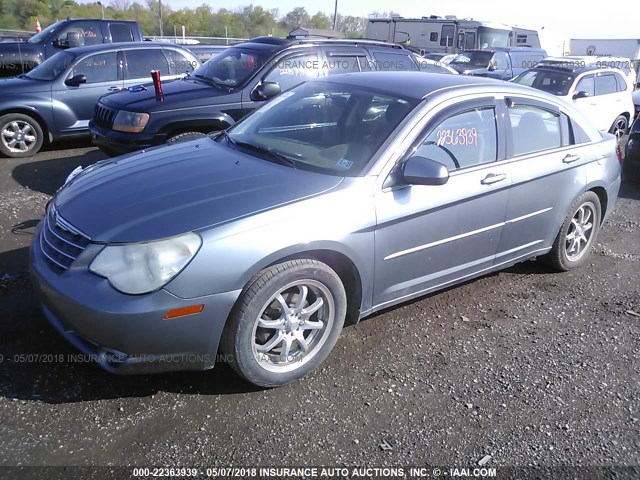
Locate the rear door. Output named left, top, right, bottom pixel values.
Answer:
left=496, top=97, right=592, bottom=264
left=571, top=73, right=600, bottom=128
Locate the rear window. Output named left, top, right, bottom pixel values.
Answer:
left=109, top=23, right=135, bottom=42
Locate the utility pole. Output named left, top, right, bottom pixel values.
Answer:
left=159, top=0, right=164, bottom=38
left=97, top=1, right=104, bottom=19
left=333, top=0, right=338, bottom=30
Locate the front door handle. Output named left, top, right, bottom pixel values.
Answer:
left=107, top=86, right=121, bottom=92
left=562, top=154, right=580, bottom=164
left=481, top=173, right=507, bottom=185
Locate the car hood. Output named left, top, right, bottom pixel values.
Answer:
left=0, top=75, right=50, bottom=93
left=99, top=78, right=232, bottom=112
left=53, top=138, right=344, bottom=243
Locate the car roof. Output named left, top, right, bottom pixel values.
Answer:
left=65, top=41, right=192, bottom=55
left=234, top=35, right=409, bottom=53
left=527, top=63, right=621, bottom=75
left=314, top=71, right=538, bottom=99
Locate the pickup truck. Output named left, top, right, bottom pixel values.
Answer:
left=0, top=18, right=143, bottom=77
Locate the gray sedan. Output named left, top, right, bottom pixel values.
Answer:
left=30, top=72, right=622, bottom=387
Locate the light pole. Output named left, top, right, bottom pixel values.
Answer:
left=97, top=1, right=104, bottom=19
left=159, top=0, right=164, bottom=38
left=333, top=0, right=338, bottom=30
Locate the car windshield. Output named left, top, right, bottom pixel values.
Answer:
left=512, top=69, right=575, bottom=96
left=225, top=81, right=419, bottom=177
left=450, top=51, right=493, bottom=67
left=25, top=51, right=75, bottom=81
left=191, top=47, right=272, bottom=88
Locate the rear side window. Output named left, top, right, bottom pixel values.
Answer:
left=124, top=49, right=170, bottom=79
left=325, top=54, right=370, bottom=74
left=371, top=52, right=417, bottom=71
left=613, top=72, right=627, bottom=91
left=508, top=105, right=564, bottom=156
left=164, top=49, right=197, bottom=74
left=109, top=24, right=134, bottom=42
left=411, top=107, right=498, bottom=171
left=595, top=74, right=618, bottom=95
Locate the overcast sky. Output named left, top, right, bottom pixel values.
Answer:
left=158, top=0, right=638, bottom=41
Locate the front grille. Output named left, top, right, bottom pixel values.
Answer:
left=40, top=207, right=90, bottom=273
left=93, top=104, right=117, bottom=130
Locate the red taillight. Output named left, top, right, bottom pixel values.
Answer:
left=616, top=144, right=623, bottom=164
left=151, top=69, right=163, bottom=101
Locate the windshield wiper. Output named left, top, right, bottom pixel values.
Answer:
left=216, top=130, right=237, bottom=148
left=193, top=74, right=230, bottom=88
left=233, top=140, right=297, bottom=168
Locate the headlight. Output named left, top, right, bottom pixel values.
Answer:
left=112, top=110, right=149, bottom=133
left=89, top=232, right=202, bottom=295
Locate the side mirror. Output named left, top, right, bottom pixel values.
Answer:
left=251, top=81, right=281, bottom=101
left=573, top=90, right=589, bottom=99
left=402, top=156, right=449, bottom=186
left=65, top=74, right=87, bottom=87
left=66, top=32, right=81, bottom=48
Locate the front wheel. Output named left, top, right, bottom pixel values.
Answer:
left=0, top=113, right=44, bottom=158
left=220, top=259, right=347, bottom=387
left=544, top=191, right=601, bottom=271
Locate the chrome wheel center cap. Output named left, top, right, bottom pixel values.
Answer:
left=285, top=314, right=300, bottom=333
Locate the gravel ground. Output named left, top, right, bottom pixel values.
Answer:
left=0, top=142, right=638, bottom=477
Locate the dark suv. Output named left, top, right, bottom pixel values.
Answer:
left=89, top=33, right=454, bottom=155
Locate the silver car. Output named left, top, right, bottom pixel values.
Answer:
left=31, top=72, right=622, bottom=387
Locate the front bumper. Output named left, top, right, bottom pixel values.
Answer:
left=30, top=223, right=241, bottom=375
left=89, top=122, right=166, bottom=155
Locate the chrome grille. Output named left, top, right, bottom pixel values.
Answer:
left=93, top=104, right=117, bottom=130
left=40, top=207, right=90, bottom=273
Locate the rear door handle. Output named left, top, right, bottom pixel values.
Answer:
left=562, top=154, right=580, bottom=164
left=481, top=173, right=507, bottom=185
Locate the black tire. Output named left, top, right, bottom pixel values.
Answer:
left=166, top=131, right=206, bottom=144
left=220, top=259, right=347, bottom=387
left=544, top=191, right=601, bottom=271
left=609, top=115, right=628, bottom=140
left=0, top=113, right=44, bottom=158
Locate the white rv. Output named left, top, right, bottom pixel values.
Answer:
left=365, top=16, right=541, bottom=55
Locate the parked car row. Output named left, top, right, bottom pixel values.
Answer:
left=0, top=42, right=199, bottom=157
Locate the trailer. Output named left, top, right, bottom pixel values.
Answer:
left=365, top=16, right=541, bottom=54
left=569, top=39, right=640, bottom=86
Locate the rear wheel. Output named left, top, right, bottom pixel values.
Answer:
left=609, top=115, right=628, bottom=140
left=220, top=259, right=347, bottom=387
left=0, top=113, right=44, bottom=158
left=544, top=191, right=601, bottom=271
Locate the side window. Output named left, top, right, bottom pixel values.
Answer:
left=371, top=52, right=417, bottom=71
left=411, top=107, right=498, bottom=171
left=109, top=24, right=134, bottom=42
left=124, top=49, right=170, bottom=79
left=614, top=73, right=627, bottom=92
left=508, top=105, right=563, bottom=156
left=493, top=52, right=509, bottom=70
left=325, top=54, right=370, bottom=74
left=263, top=53, right=320, bottom=92
left=70, top=51, right=118, bottom=83
left=595, top=74, right=618, bottom=95
left=440, top=25, right=455, bottom=47
left=430, top=32, right=438, bottom=42
left=575, top=75, right=595, bottom=96
left=56, top=22, right=104, bottom=47
left=464, top=33, right=475, bottom=49
left=164, top=49, right=197, bottom=75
